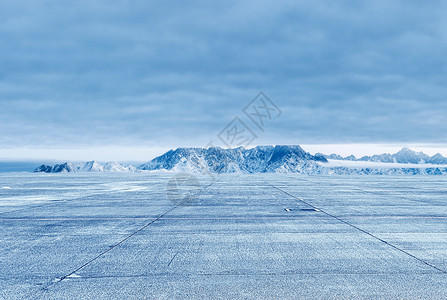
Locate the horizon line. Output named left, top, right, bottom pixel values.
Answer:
left=1, top=143, right=447, bottom=162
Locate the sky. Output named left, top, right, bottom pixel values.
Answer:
left=1, top=0, right=447, bottom=161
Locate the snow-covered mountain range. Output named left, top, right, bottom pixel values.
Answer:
left=138, top=145, right=327, bottom=173
left=318, top=147, right=447, bottom=164
left=34, top=146, right=447, bottom=175
left=34, top=161, right=136, bottom=173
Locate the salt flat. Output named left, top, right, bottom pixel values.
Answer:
left=0, top=173, right=446, bottom=299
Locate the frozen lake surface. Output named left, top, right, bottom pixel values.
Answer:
left=1, top=173, right=447, bottom=299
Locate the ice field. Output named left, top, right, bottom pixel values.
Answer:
left=1, top=173, right=447, bottom=299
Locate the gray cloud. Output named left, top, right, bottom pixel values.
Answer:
left=1, top=0, right=447, bottom=148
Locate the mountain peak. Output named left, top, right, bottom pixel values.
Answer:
left=397, top=147, right=413, bottom=154
left=82, top=161, right=104, bottom=172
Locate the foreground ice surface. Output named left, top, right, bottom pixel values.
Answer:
left=0, top=173, right=446, bottom=299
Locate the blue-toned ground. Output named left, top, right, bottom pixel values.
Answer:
left=0, top=173, right=446, bottom=299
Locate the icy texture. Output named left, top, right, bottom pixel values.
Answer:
left=1, top=173, right=447, bottom=299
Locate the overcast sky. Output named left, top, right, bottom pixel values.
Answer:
left=1, top=0, right=447, bottom=160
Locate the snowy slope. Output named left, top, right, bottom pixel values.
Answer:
left=81, top=161, right=104, bottom=172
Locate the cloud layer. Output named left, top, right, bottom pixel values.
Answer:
left=1, top=0, right=447, bottom=148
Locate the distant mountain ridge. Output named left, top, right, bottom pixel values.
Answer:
left=34, top=146, right=447, bottom=175
left=34, top=161, right=136, bottom=173
left=317, top=147, right=447, bottom=165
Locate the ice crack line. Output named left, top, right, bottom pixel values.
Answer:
left=42, top=180, right=216, bottom=291
left=267, top=182, right=447, bottom=274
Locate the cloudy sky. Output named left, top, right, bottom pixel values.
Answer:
left=1, top=0, right=447, bottom=160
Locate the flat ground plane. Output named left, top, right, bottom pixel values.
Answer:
left=0, top=173, right=446, bottom=299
